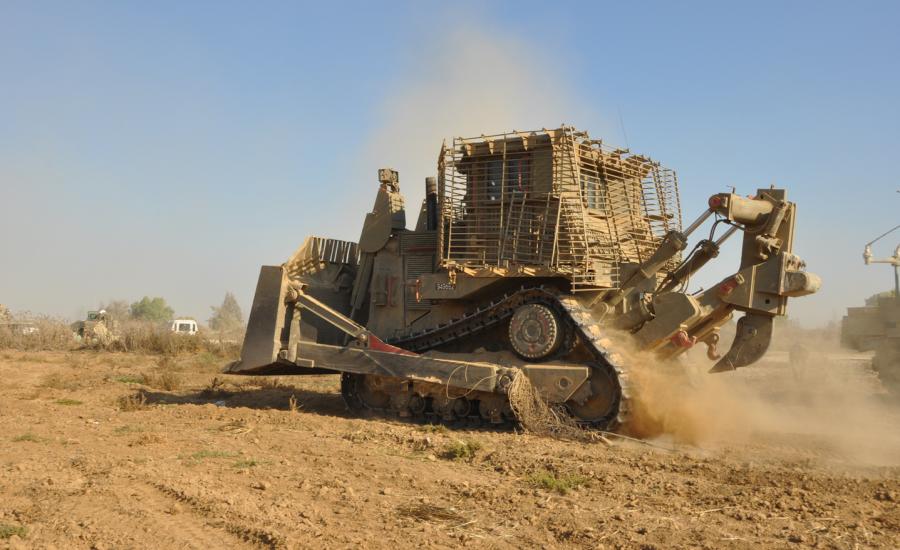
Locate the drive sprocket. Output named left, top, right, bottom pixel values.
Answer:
left=508, top=303, right=564, bottom=361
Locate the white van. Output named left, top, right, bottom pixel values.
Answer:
left=170, top=319, right=199, bottom=336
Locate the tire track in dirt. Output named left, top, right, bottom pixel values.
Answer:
left=127, top=482, right=263, bottom=549
left=148, top=481, right=285, bottom=549
left=51, top=489, right=225, bottom=549
left=62, top=457, right=262, bottom=549
left=57, top=481, right=255, bottom=549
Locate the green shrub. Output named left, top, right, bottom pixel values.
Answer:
left=527, top=470, right=588, bottom=494
left=441, top=439, right=482, bottom=461
left=55, top=398, right=83, bottom=406
left=0, top=523, right=26, bottom=539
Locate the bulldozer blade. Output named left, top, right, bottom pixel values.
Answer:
left=226, top=266, right=290, bottom=374
left=710, top=313, right=773, bottom=373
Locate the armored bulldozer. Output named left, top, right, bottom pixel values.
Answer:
left=229, top=126, right=820, bottom=430
left=841, top=225, right=900, bottom=393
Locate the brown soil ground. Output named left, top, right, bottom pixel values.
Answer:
left=0, top=349, right=898, bottom=549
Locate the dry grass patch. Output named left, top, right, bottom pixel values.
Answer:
left=112, top=323, right=204, bottom=355
left=140, top=371, right=181, bottom=391
left=129, top=432, right=166, bottom=446
left=396, top=502, right=466, bottom=523
left=113, top=425, right=144, bottom=435
left=189, top=351, right=225, bottom=372
left=191, top=449, right=239, bottom=460
left=417, top=424, right=448, bottom=434
left=200, top=376, right=231, bottom=398
left=244, top=376, right=282, bottom=389
left=67, top=356, right=89, bottom=369
left=40, top=372, right=80, bottom=391
left=182, top=449, right=240, bottom=465
left=219, top=419, right=254, bottom=434
left=104, top=323, right=242, bottom=357
left=233, top=458, right=264, bottom=469
left=12, top=433, right=43, bottom=443
left=117, top=391, right=149, bottom=411
left=343, top=430, right=373, bottom=443
left=0, top=316, right=75, bottom=351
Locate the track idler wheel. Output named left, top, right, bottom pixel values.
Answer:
left=565, top=364, right=621, bottom=427
left=508, top=303, right=566, bottom=361
left=341, top=373, right=392, bottom=411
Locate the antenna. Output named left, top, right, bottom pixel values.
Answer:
left=865, top=224, right=900, bottom=248
left=617, top=106, right=629, bottom=149
left=863, top=223, right=900, bottom=297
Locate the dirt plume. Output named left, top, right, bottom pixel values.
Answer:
left=626, top=354, right=758, bottom=444
left=625, top=333, right=900, bottom=467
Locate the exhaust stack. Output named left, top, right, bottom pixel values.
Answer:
left=425, top=177, right=438, bottom=231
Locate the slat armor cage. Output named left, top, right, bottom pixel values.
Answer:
left=285, top=236, right=359, bottom=279
left=438, top=126, right=682, bottom=290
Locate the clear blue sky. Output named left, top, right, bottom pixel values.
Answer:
left=1, top=1, right=897, bottom=326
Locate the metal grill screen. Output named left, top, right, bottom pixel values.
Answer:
left=438, top=127, right=682, bottom=289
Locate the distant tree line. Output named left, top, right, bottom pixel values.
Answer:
left=99, top=297, right=173, bottom=323
left=98, top=293, right=243, bottom=331
left=208, top=292, right=244, bottom=333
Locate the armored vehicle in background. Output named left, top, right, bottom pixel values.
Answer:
left=73, top=310, right=116, bottom=345
left=841, top=225, right=900, bottom=393
left=230, top=126, right=820, bottom=430
left=0, top=305, right=39, bottom=337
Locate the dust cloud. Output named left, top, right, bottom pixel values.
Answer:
left=357, top=23, right=899, bottom=468
left=627, top=332, right=900, bottom=468
left=361, top=22, right=596, bottom=215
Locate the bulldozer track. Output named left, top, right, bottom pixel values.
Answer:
left=370, top=286, right=632, bottom=430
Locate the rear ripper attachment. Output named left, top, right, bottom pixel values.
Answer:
left=228, top=126, right=820, bottom=432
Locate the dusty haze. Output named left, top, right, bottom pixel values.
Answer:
left=359, top=24, right=599, bottom=223
left=628, top=334, right=900, bottom=469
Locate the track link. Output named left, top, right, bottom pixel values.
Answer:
left=342, top=287, right=631, bottom=431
